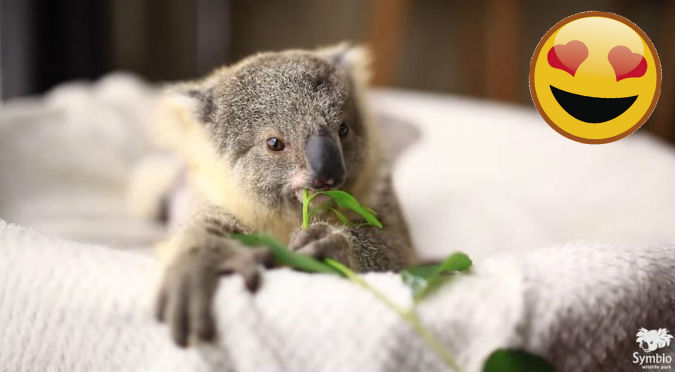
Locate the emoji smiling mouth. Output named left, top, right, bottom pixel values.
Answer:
left=550, top=86, right=638, bottom=123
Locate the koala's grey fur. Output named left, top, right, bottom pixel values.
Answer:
left=150, top=44, right=416, bottom=347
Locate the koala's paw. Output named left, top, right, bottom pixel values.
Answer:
left=155, top=242, right=273, bottom=347
left=289, top=222, right=357, bottom=269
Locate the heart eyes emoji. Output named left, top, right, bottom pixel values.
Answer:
left=548, top=41, right=647, bottom=81
left=547, top=40, right=588, bottom=76
left=530, top=12, right=661, bottom=143
left=608, top=45, right=647, bottom=81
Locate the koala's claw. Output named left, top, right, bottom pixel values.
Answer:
left=155, top=244, right=272, bottom=347
left=289, top=222, right=356, bottom=268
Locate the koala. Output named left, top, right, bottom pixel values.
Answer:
left=145, top=44, right=416, bottom=347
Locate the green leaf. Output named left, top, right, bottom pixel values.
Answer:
left=401, top=270, right=429, bottom=296
left=231, top=233, right=341, bottom=275
left=330, top=207, right=352, bottom=226
left=483, top=349, right=555, bottom=372
left=302, top=189, right=311, bottom=229
left=401, top=252, right=472, bottom=301
left=319, top=190, right=383, bottom=228
left=308, top=200, right=334, bottom=219
left=435, top=252, right=472, bottom=274
left=414, top=275, right=451, bottom=301
left=402, top=264, right=439, bottom=279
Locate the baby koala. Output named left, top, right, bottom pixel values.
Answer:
left=147, top=44, right=415, bottom=346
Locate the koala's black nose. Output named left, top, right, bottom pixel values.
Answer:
left=305, top=133, right=345, bottom=190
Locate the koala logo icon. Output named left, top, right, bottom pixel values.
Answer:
left=636, top=328, right=673, bottom=352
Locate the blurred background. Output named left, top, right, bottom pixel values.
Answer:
left=1, top=0, right=673, bottom=142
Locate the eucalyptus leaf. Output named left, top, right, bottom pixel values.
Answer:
left=231, top=233, right=340, bottom=275
left=412, top=275, right=452, bottom=301
left=435, top=252, right=472, bottom=274
left=400, top=270, right=429, bottom=295
left=330, top=207, right=352, bottom=226
left=401, top=252, right=472, bottom=301
left=403, top=264, right=441, bottom=279
left=319, top=190, right=383, bottom=228
left=308, top=200, right=333, bottom=219
left=483, top=349, right=555, bottom=372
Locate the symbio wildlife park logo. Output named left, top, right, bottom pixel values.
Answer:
left=633, top=328, right=674, bottom=370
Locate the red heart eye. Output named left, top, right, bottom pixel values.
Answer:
left=547, top=40, right=588, bottom=76
left=608, top=45, right=647, bottom=81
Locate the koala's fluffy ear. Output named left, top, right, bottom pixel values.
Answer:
left=154, top=80, right=217, bottom=151
left=167, top=81, right=215, bottom=125
left=316, top=43, right=372, bottom=85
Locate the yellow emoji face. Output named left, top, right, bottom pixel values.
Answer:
left=530, top=12, right=661, bottom=144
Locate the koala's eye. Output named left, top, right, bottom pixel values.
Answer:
left=266, top=137, right=285, bottom=151
left=338, top=122, right=349, bottom=137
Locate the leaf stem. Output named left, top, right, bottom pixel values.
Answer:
left=324, top=258, right=462, bottom=371
left=302, top=188, right=310, bottom=229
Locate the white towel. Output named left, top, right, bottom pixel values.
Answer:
left=1, top=220, right=673, bottom=371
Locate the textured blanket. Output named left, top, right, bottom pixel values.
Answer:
left=1, top=220, right=673, bottom=371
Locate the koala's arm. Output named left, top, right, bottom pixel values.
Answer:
left=290, top=175, right=415, bottom=272
left=155, top=204, right=272, bottom=347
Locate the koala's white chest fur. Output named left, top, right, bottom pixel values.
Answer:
left=191, top=153, right=298, bottom=243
